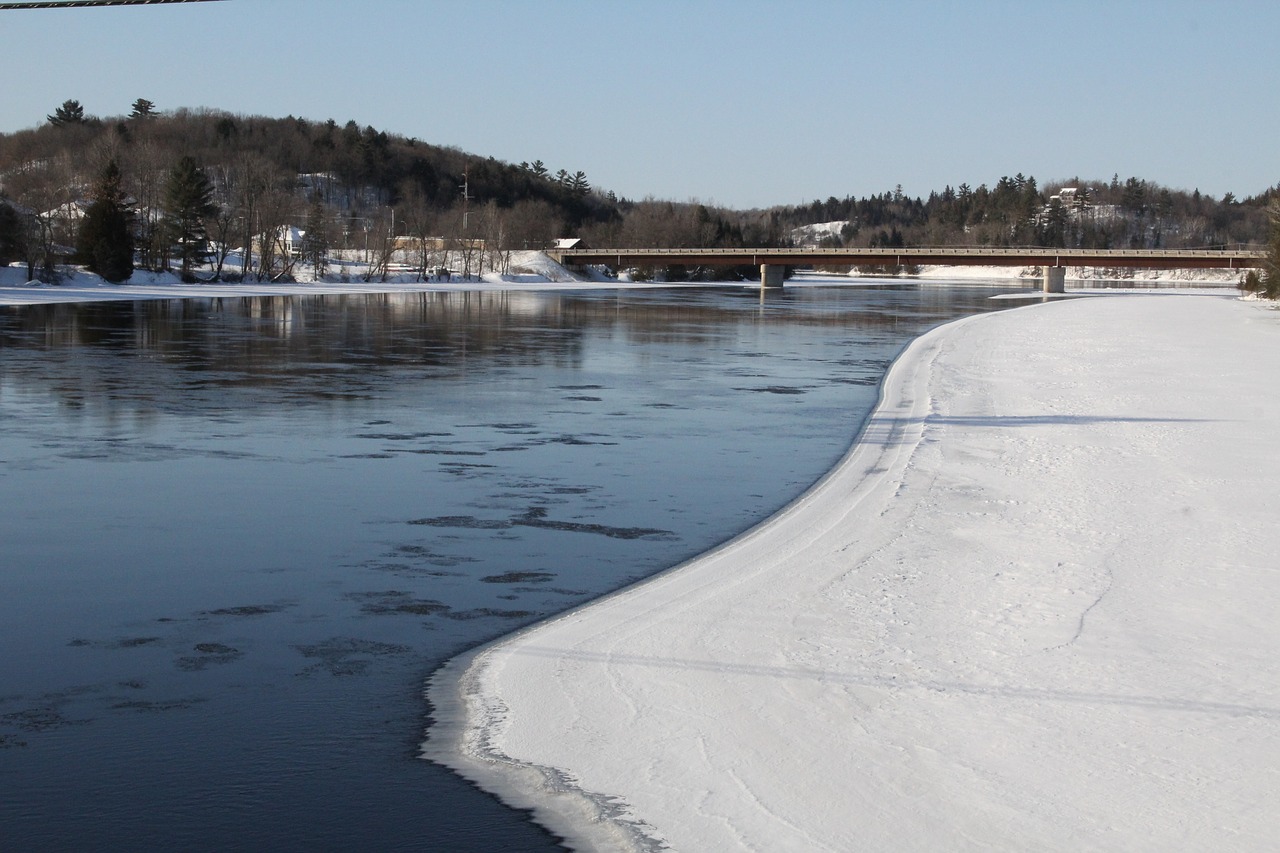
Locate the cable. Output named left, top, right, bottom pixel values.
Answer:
left=1, top=0, right=225, bottom=10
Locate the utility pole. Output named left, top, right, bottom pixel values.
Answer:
left=459, top=165, right=474, bottom=279
left=460, top=166, right=471, bottom=233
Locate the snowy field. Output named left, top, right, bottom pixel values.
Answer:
left=426, top=293, right=1280, bottom=852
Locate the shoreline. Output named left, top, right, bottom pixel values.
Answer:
left=420, top=301, right=982, bottom=851
left=0, top=277, right=693, bottom=307
left=422, top=293, right=1280, bottom=851
left=420, top=297, right=993, bottom=851
left=0, top=276, right=1239, bottom=309
left=2, top=255, right=1244, bottom=308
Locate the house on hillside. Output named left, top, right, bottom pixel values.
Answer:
left=1056, top=187, right=1079, bottom=206
left=38, top=199, right=89, bottom=251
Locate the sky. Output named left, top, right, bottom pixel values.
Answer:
left=2, top=0, right=1278, bottom=209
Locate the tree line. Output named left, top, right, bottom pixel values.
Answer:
left=770, top=174, right=1274, bottom=251
left=0, top=100, right=620, bottom=282
left=0, top=99, right=1275, bottom=291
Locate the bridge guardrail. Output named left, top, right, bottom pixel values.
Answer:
left=557, top=247, right=1265, bottom=257
left=549, top=246, right=1266, bottom=274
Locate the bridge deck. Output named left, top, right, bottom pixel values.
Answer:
left=551, top=247, right=1265, bottom=271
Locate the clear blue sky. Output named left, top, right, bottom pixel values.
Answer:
left=3, top=0, right=1278, bottom=209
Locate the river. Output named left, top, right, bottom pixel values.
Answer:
left=0, top=280, right=1028, bottom=850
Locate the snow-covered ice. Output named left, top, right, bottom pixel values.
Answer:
left=425, top=294, right=1280, bottom=852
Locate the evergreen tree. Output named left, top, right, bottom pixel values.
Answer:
left=47, top=99, right=86, bottom=127
left=163, top=156, right=218, bottom=280
left=301, top=198, right=329, bottom=277
left=0, top=202, right=27, bottom=267
left=215, top=116, right=238, bottom=142
left=129, top=98, right=156, bottom=119
left=1039, top=197, right=1068, bottom=248
left=74, top=160, right=135, bottom=283
left=1257, top=201, right=1280, bottom=300
left=1122, top=177, right=1147, bottom=216
left=568, top=171, right=590, bottom=198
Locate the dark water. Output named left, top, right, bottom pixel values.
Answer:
left=0, top=281, right=1028, bottom=851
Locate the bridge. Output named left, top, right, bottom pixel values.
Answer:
left=547, top=247, right=1267, bottom=292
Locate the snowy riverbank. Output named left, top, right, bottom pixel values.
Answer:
left=872, top=264, right=1243, bottom=286
left=3, top=252, right=1245, bottom=307
left=424, top=294, right=1280, bottom=852
left=0, top=251, right=612, bottom=306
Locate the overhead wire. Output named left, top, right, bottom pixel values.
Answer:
left=0, top=0, right=225, bottom=10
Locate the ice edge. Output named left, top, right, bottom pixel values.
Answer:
left=419, top=301, right=1040, bottom=851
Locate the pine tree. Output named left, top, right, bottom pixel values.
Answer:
left=1122, top=177, right=1147, bottom=217
left=74, top=160, right=135, bottom=283
left=301, top=198, right=329, bottom=278
left=1260, top=201, right=1280, bottom=300
left=164, top=156, right=218, bottom=280
left=47, top=99, right=86, bottom=127
left=568, top=171, right=590, bottom=198
left=129, top=98, right=156, bottom=119
left=0, top=202, right=27, bottom=266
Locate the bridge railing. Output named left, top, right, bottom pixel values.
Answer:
left=556, top=246, right=1266, bottom=256
left=548, top=246, right=1266, bottom=274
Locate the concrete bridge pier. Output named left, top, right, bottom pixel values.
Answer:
left=1044, top=266, right=1066, bottom=293
left=761, top=264, right=786, bottom=288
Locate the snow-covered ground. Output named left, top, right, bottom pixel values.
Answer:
left=879, top=264, right=1242, bottom=286
left=0, top=251, right=624, bottom=306
left=789, top=220, right=849, bottom=245
left=425, top=293, right=1280, bottom=852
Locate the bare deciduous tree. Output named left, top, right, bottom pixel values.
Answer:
left=505, top=199, right=560, bottom=252
left=232, top=155, right=294, bottom=280
left=361, top=208, right=396, bottom=282
left=481, top=200, right=513, bottom=276
left=398, top=184, right=439, bottom=281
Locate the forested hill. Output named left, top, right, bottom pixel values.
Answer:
left=0, top=101, right=1275, bottom=281
left=0, top=104, right=619, bottom=250
left=770, top=176, right=1275, bottom=252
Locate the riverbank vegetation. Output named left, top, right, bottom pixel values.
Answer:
left=0, top=102, right=1275, bottom=288
left=1240, top=202, right=1280, bottom=299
